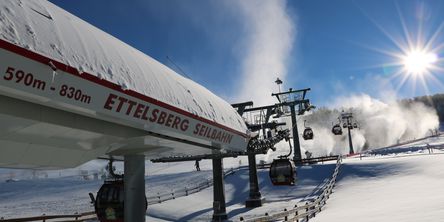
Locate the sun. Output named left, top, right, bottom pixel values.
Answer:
left=357, top=2, right=444, bottom=96
left=402, top=49, right=437, bottom=75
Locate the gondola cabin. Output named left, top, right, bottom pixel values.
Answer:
left=332, top=124, right=342, bottom=135
left=95, top=180, right=125, bottom=222
left=303, top=127, right=314, bottom=140
left=269, top=158, right=296, bottom=185
left=94, top=180, right=148, bottom=222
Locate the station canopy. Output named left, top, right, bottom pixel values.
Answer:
left=0, top=0, right=249, bottom=169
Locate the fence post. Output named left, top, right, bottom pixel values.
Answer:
left=305, top=202, right=309, bottom=221
left=43, top=214, right=46, bottom=222
left=284, top=208, right=288, bottom=221
left=312, top=200, right=316, bottom=217
left=294, top=204, right=298, bottom=222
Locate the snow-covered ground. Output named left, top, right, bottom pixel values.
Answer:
left=0, top=158, right=239, bottom=218
left=0, top=154, right=337, bottom=220
left=1, top=135, right=444, bottom=221
left=146, top=163, right=336, bottom=221
left=312, top=146, right=444, bottom=222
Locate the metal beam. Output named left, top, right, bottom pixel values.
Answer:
left=247, top=122, right=286, bottom=132
left=280, top=99, right=310, bottom=107
left=271, top=88, right=311, bottom=97
left=243, top=104, right=278, bottom=113
left=150, top=149, right=266, bottom=163
left=231, top=101, right=254, bottom=108
left=151, top=129, right=291, bottom=163
left=241, top=100, right=309, bottom=114
left=290, top=105, right=302, bottom=163
left=151, top=153, right=240, bottom=162
left=231, top=101, right=254, bottom=116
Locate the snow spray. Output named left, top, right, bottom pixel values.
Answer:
left=297, top=94, right=439, bottom=156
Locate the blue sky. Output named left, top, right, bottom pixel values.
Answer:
left=49, top=0, right=444, bottom=107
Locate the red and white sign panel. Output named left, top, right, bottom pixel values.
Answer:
left=0, top=40, right=249, bottom=154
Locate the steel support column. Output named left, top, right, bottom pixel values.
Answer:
left=124, top=154, right=146, bottom=222
left=212, top=157, right=227, bottom=221
left=290, top=105, right=302, bottom=163
left=245, top=152, right=262, bottom=207
left=347, top=126, right=354, bottom=154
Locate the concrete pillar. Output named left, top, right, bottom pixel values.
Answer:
left=212, top=157, right=227, bottom=221
left=245, top=153, right=262, bottom=207
left=124, top=154, right=146, bottom=222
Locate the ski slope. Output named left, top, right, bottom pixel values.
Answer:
left=312, top=140, right=444, bottom=222
left=146, top=163, right=336, bottom=221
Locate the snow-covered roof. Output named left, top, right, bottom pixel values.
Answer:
left=0, top=0, right=247, bottom=134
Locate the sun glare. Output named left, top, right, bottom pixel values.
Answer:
left=402, top=50, right=437, bottom=75
left=359, top=2, right=444, bottom=96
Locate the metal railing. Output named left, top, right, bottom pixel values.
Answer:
left=0, top=168, right=238, bottom=221
left=147, top=167, right=237, bottom=205
left=240, top=156, right=342, bottom=222
left=0, top=211, right=96, bottom=222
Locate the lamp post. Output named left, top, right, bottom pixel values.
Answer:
left=275, top=78, right=283, bottom=93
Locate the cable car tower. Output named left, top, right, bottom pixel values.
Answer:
left=271, top=79, right=314, bottom=164
left=339, top=111, right=359, bottom=154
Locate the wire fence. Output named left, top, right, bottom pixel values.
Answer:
left=147, top=167, right=238, bottom=205
left=239, top=156, right=342, bottom=222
